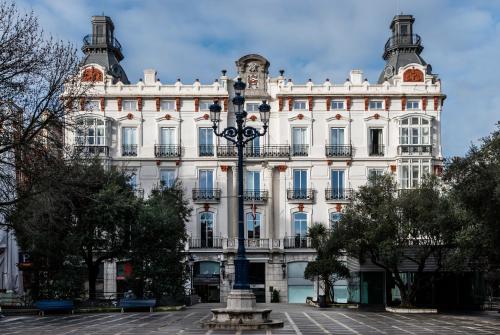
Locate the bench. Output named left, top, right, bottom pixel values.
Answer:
left=118, top=298, right=156, bottom=313
left=34, top=300, right=74, bottom=316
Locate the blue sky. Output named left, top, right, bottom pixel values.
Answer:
left=18, top=0, right=500, bottom=157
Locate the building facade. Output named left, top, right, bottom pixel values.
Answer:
left=68, top=14, right=444, bottom=304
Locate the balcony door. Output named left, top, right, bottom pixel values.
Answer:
left=293, top=169, right=308, bottom=198
left=199, top=169, right=214, bottom=198
left=330, top=128, right=345, bottom=146
left=199, top=127, right=213, bottom=156
left=160, top=127, right=175, bottom=145
left=200, top=211, right=214, bottom=248
left=293, top=212, right=308, bottom=247
left=292, top=127, right=307, bottom=155
left=331, top=170, right=345, bottom=199
left=122, top=127, right=137, bottom=156
left=369, top=128, right=383, bottom=155
left=246, top=135, right=260, bottom=156
left=246, top=212, right=261, bottom=239
left=246, top=171, right=260, bottom=199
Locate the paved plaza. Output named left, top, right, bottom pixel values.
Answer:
left=1, top=304, right=499, bottom=335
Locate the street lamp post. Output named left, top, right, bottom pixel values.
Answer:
left=204, top=78, right=282, bottom=329
left=209, top=78, right=270, bottom=290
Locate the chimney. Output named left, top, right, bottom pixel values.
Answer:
left=349, top=70, right=363, bottom=85
left=144, top=69, right=157, bottom=84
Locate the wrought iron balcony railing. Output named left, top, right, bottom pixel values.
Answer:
left=384, top=34, right=421, bottom=50
left=325, top=145, right=352, bottom=157
left=154, top=144, right=181, bottom=158
left=243, top=190, right=268, bottom=202
left=83, top=34, right=122, bottom=50
left=369, top=144, right=385, bottom=156
left=287, top=188, right=315, bottom=201
left=292, top=144, right=309, bottom=156
left=397, top=145, right=432, bottom=155
left=188, top=237, right=223, bottom=249
left=73, top=145, right=109, bottom=156
left=284, top=236, right=312, bottom=249
left=192, top=188, right=221, bottom=202
left=216, top=145, right=291, bottom=158
left=122, top=144, right=138, bottom=156
left=325, top=188, right=353, bottom=201
left=199, top=144, right=214, bottom=157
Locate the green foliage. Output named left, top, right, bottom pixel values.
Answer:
left=129, top=183, right=191, bottom=302
left=304, top=223, right=350, bottom=304
left=338, top=174, right=460, bottom=307
left=444, top=124, right=500, bottom=270
left=271, top=289, right=280, bottom=303
left=11, top=156, right=140, bottom=299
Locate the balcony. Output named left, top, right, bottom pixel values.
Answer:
left=287, top=188, right=315, bottom=202
left=122, top=144, right=138, bottom=156
left=325, top=145, right=352, bottom=157
left=216, top=145, right=291, bottom=159
left=369, top=144, right=385, bottom=157
left=188, top=237, right=223, bottom=249
left=284, top=236, right=312, bottom=249
left=398, top=145, right=432, bottom=156
left=154, top=144, right=181, bottom=158
left=325, top=188, right=353, bottom=202
left=199, top=144, right=215, bottom=157
left=243, top=190, right=268, bottom=202
left=73, top=145, right=109, bottom=156
left=192, top=188, right=221, bottom=203
left=292, top=144, right=309, bottom=157
left=383, top=34, right=422, bottom=59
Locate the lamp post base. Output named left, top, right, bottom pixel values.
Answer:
left=202, top=289, right=284, bottom=330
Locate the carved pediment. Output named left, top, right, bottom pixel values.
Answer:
left=235, top=54, right=270, bottom=98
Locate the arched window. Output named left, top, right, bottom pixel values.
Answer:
left=75, top=117, right=106, bottom=146
left=399, top=116, right=431, bottom=146
left=292, top=212, right=308, bottom=248
left=246, top=212, right=261, bottom=239
left=200, top=212, right=214, bottom=248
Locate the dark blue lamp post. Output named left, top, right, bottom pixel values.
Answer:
left=209, top=78, right=270, bottom=290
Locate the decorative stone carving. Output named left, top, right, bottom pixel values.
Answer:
left=194, top=97, right=199, bottom=112
left=434, top=96, right=439, bottom=111
left=308, top=96, right=313, bottom=111
left=117, top=97, right=122, bottom=111
left=127, top=113, right=133, bottom=120
left=278, top=97, right=283, bottom=111
left=277, top=165, right=287, bottom=172
left=297, top=114, right=304, bottom=120
left=155, top=97, right=160, bottom=112
left=346, top=97, right=351, bottom=111
left=137, top=97, right=142, bottom=112
left=81, top=66, right=103, bottom=82
left=288, top=97, right=293, bottom=112
left=401, top=96, right=407, bottom=111
left=326, top=97, right=331, bottom=111
left=364, top=97, right=369, bottom=111
left=100, top=97, right=105, bottom=112
left=384, top=96, right=390, bottom=111
left=422, top=97, right=427, bottom=111
left=403, top=68, right=424, bottom=82
left=220, top=165, right=229, bottom=172
left=223, top=97, right=228, bottom=112
left=176, top=97, right=181, bottom=112
left=235, top=54, right=270, bottom=98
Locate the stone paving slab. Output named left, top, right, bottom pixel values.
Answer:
left=1, top=303, right=499, bottom=334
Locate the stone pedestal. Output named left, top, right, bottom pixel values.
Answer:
left=202, top=289, right=284, bottom=330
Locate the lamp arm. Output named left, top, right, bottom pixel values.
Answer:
left=242, top=125, right=268, bottom=145
left=212, top=124, right=238, bottom=145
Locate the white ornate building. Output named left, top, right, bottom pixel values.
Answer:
left=67, top=14, right=445, bottom=304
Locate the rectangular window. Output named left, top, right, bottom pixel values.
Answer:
left=160, top=169, right=176, bottom=188
left=331, top=170, right=345, bottom=198
left=246, top=103, right=260, bottom=112
left=406, top=100, right=419, bottom=110
left=123, top=100, right=137, bottom=111
left=245, top=134, right=261, bottom=156
left=293, top=100, right=307, bottom=110
left=199, top=101, right=211, bottom=111
left=122, top=127, right=137, bottom=156
left=369, top=100, right=383, bottom=110
left=199, top=127, right=214, bottom=156
left=369, top=128, right=384, bottom=156
left=292, top=127, right=308, bottom=156
left=368, top=168, right=384, bottom=180
left=399, top=117, right=432, bottom=147
left=331, top=100, right=344, bottom=110
left=330, top=212, right=342, bottom=230
left=398, top=159, right=431, bottom=189
left=161, top=100, right=175, bottom=111
left=128, top=172, right=137, bottom=190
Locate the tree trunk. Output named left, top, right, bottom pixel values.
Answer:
left=87, top=260, right=99, bottom=300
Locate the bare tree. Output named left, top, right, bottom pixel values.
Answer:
left=0, top=1, right=86, bottom=226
